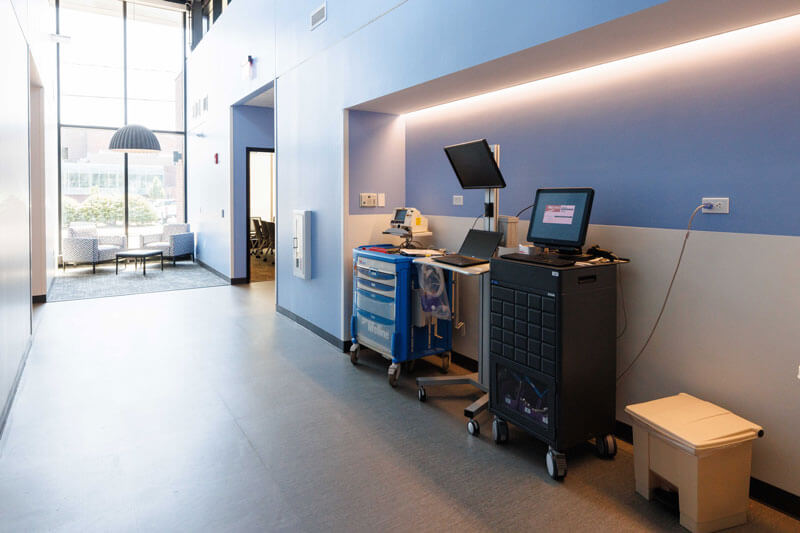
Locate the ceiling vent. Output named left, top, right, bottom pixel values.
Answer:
left=310, top=3, right=326, bottom=30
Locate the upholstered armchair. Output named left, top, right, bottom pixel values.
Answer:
left=139, top=223, right=195, bottom=264
left=62, top=223, right=127, bottom=273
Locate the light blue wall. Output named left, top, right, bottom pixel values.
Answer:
left=348, top=111, right=404, bottom=215
left=275, top=0, right=665, bottom=339
left=186, top=0, right=276, bottom=277
left=1, top=0, right=32, bottom=426
left=188, top=0, right=666, bottom=331
left=404, top=30, right=800, bottom=236
left=231, top=104, right=274, bottom=279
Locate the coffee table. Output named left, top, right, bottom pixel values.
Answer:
left=115, top=249, right=164, bottom=276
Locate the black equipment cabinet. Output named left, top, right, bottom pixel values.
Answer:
left=488, top=257, right=619, bottom=480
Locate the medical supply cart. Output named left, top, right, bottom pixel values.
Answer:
left=350, top=245, right=452, bottom=387
left=487, top=257, right=621, bottom=480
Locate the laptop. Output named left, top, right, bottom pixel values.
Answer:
left=433, top=229, right=504, bottom=267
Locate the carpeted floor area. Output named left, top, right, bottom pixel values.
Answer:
left=250, top=254, right=275, bottom=282
left=48, top=261, right=228, bottom=302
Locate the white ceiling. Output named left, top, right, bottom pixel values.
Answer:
left=352, top=0, right=800, bottom=115
left=243, top=87, right=274, bottom=108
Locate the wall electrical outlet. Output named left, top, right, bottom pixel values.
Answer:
left=359, top=193, right=377, bottom=207
left=453, top=195, right=464, bottom=206
left=702, top=197, right=730, bottom=214
left=377, top=193, right=385, bottom=207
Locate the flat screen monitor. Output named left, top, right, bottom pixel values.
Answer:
left=392, top=208, right=407, bottom=224
left=443, top=139, right=507, bottom=189
left=458, top=229, right=504, bottom=259
left=527, top=188, right=594, bottom=251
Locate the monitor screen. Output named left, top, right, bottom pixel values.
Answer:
left=458, top=229, right=504, bottom=259
left=443, top=139, right=507, bottom=189
left=527, top=188, right=594, bottom=250
left=392, top=208, right=407, bottom=224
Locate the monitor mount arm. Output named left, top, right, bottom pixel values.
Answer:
left=484, top=144, right=500, bottom=232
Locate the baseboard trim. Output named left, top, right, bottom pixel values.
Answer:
left=0, top=336, right=33, bottom=441
left=451, top=351, right=478, bottom=373
left=750, top=478, right=800, bottom=520
left=276, top=305, right=346, bottom=351
left=32, top=294, right=46, bottom=304
left=613, top=420, right=800, bottom=520
left=231, top=277, right=248, bottom=285
left=195, top=259, right=231, bottom=283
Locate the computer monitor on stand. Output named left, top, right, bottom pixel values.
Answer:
left=527, top=188, right=594, bottom=256
left=443, top=139, right=506, bottom=232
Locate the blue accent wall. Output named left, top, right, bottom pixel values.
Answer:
left=232, top=104, right=274, bottom=279
left=348, top=110, right=405, bottom=215
left=405, top=30, right=800, bottom=236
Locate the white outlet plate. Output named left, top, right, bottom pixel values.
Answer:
left=359, top=193, right=377, bottom=207
left=377, top=193, right=385, bottom=207
left=702, top=197, right=729, bottom=214
left=453, top=195, right=464, bottom=206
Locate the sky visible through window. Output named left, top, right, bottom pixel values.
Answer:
left=60, top=0, right=184, bottom=131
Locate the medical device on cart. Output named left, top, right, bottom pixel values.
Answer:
left=350, top=244, right=452, bottom=387
left=383, top=208, right=431, bottom=248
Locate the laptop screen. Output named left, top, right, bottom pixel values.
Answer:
left=458, top=229, right=504, bottom=259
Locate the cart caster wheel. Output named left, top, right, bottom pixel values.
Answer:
left=349, top=344, right=359, bottom=365
left=404, top=359, right=416, bottom=374
left=388, top=363, right=401, bottom=387
left=546, top=448, right=568, bottom=481
left=492, top=418, right=509, bottom=444
left=595, top=434, right=617, bottom=458
left=440, top=351, right=451, bottom=373
left=418, top=386, right=427, bottom=402
left=467, top=419, right=480, bottom=436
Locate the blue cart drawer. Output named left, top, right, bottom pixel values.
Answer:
left=357, top=267, right=396, bottom=286
left=356, top=288, right=395, bottom=320
left=356, top=278, right=395, bottom=298
left=356, top=310, right=394, bottom=354
left=356, top=256, right=396, bottom=274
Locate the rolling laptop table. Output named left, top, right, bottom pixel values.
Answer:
left=413, top=256, right=492, bottom=435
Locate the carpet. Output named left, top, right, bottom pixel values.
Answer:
left=48, top=261, right=228, bottom=302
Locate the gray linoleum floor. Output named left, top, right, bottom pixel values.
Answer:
left=1, top=283, right=797, bottom=532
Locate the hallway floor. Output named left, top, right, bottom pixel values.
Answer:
left=0, top=283, right=797, bottom=532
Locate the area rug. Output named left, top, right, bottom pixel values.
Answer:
left=48, top=261, right=228, bottom=302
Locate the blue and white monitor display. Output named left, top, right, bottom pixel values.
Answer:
left=527, top=188, right=594, bottom=250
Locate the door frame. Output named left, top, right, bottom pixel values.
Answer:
left=245, top=146, right=275, bottom=282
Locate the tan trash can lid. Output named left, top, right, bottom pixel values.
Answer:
left=625, top=393, right=763, bottom=454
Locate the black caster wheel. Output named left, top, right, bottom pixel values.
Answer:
left=418, top=386, right=427, bottom=402
left=440, top=351, right=451, bottom=373
left=404, top=359, right=416, bottom=374
left=349, top=344, right=359, bottom=365
left=492, top=418, right=509, bottom=444
left=467, top=419, right=480, bottom=436
left=546, top=448, right=567, bottom=481
left=388, top=363, right=401, bottom=387
left=595, top=434, right=617, bottom=458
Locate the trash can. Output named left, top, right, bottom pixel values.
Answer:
left=625, top=393, right=763, bottom=533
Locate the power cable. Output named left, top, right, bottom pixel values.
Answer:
left=616, top=204, right=708, bottom=382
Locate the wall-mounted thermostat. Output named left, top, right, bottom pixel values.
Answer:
left=293, top=209, right=311, bottom=279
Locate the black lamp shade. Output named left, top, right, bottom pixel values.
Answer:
left=109, top=124, right=161, bottom=152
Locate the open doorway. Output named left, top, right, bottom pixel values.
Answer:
left=247, top=147, right=275, bottom=282
left=231, top=83, right=274, bottom=284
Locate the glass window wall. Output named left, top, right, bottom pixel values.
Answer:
left=58, top=0, right=186, bottom=253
